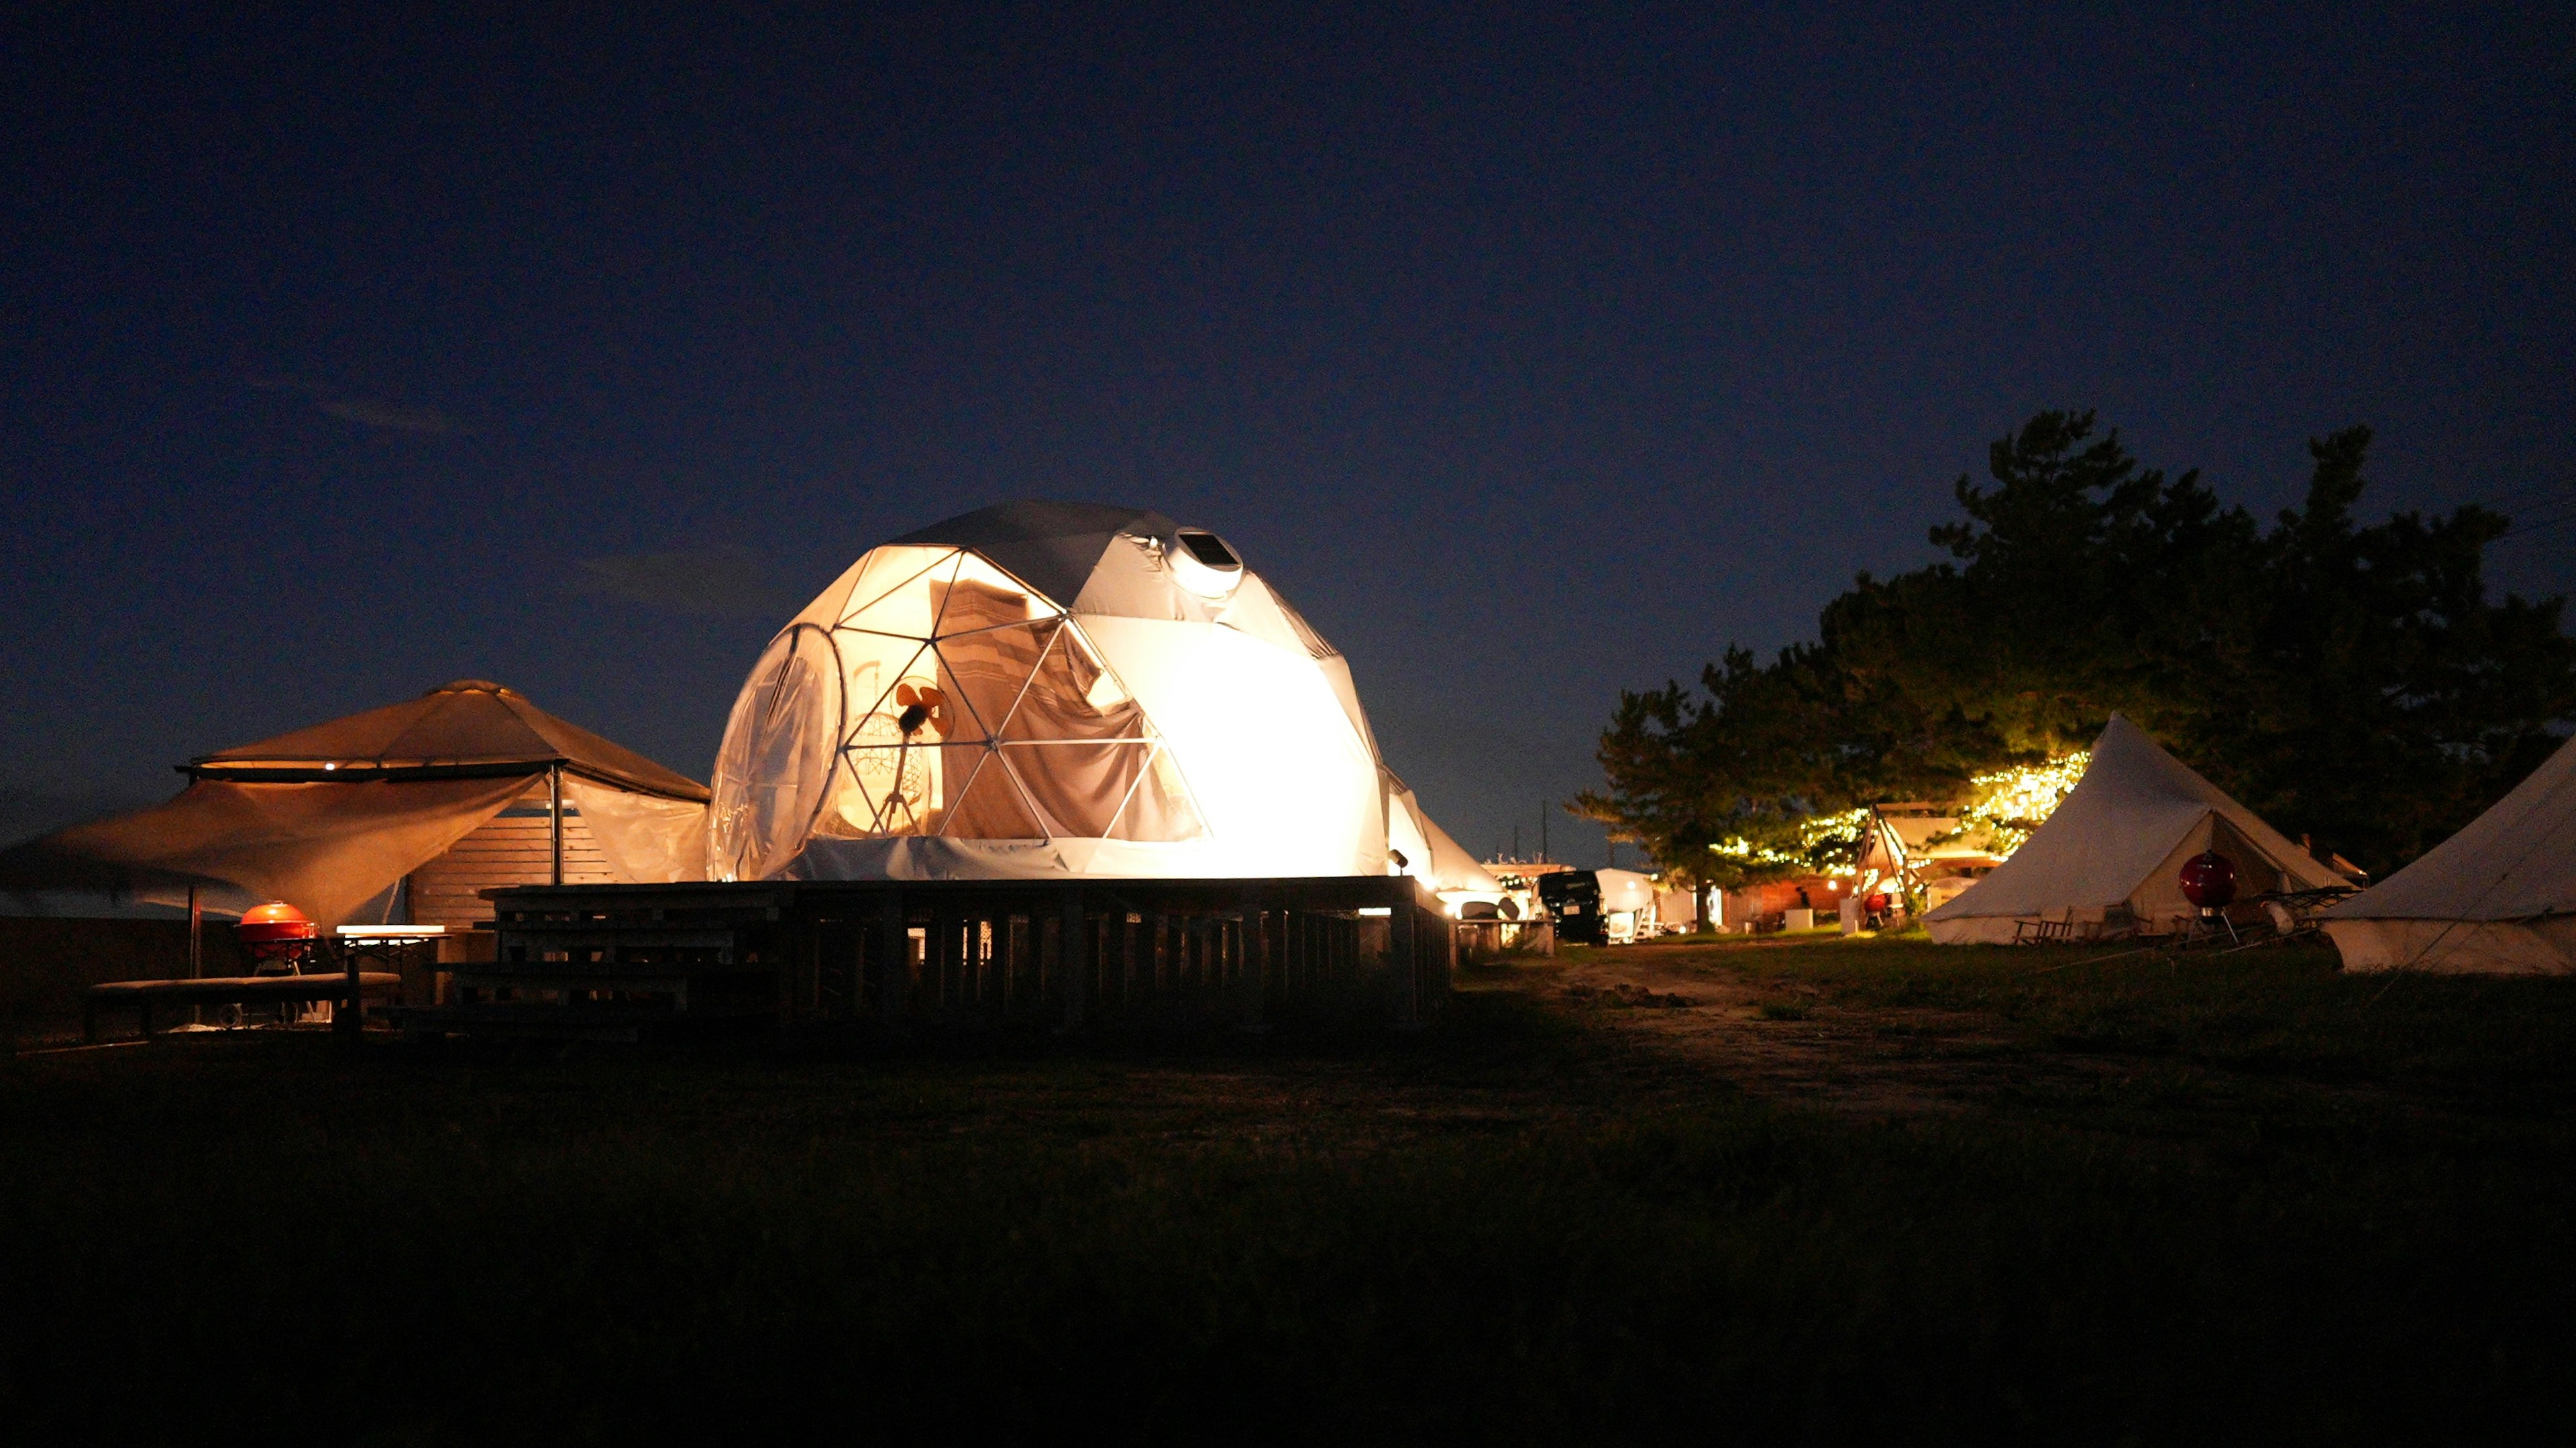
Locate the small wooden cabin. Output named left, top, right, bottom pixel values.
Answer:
left=405, top=779, right=622, bottom=948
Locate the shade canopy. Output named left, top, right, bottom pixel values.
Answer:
left=190, top=678, right=708, bottom=797
left=2320, top=732, right=2576, bottom=973
left=1925, top=715, right=2343, bottom=944
left=710, top=500, right=1473, bottom=887
left=0, top=681, right=709, bottom=927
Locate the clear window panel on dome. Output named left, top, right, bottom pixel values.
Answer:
left=708, top=624, right=845, bottom=878
left=998, top=625, right=1146, bottom=743
left=841, top=740, right=947, bottom=835
left=938, top=744, right=1046, bottom=839
left=844, top=649, right=947, bottom=747
left=833, top=547, right=959, bottom=635
left=933, top=619, right=1055, bottom=742
left=835, top=639, right=930, bottom=745
left=933, top=553, right=1059, bottom=632
left=837, top=549, right=963, bottom=641
left=1106, top=743, right=1208, bottom=842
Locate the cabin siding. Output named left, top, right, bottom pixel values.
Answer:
left=409, top=785, right=616, bottom=930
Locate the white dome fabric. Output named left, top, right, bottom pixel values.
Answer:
left=1385, top=774, right=1504, bottom=909
left=709, top=502, right=1454, bottom=885
left=2320, top=733, right=2576, bottom=973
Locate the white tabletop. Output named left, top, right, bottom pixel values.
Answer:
left=334, top=925, right=449, bottom=938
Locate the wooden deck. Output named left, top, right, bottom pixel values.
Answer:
left=402, top=876, right=1454, bottom=1041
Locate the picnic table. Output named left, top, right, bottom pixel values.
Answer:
left=85, top=970, right=402, bottom=1042
left=80, top=924, right=445, bottom=1043
left=330, top=925, right=447, bottom=1034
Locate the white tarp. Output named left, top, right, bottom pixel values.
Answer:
left=711, top=502, right=1468, bottom=884
left=2320, top=732, right=2576, bottom=973
left=1925, top=714, right=2343, bottom=944
left=561, top=776, right=709, bottom=885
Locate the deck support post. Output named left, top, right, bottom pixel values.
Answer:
left=1389, top=887, right=1418, bottom=1027
left=1237, top=893, right=1267, bottom=1033
left=187, top=883, right=203, bottom=1029
left=1059, top=889, right=1087, bottom=1033
left=1117, top=912, right=1136, bottom=1010
left=930, top=906, right=955, bottom=1015
left=873, top=889, right=907, bottom=1031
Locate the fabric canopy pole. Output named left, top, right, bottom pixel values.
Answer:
left=550, top=763, right=564, bottom=887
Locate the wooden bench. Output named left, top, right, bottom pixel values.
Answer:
left=84, top=972, right=402, bottom=1043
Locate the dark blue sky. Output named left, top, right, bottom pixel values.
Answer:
left=5, top=3, right=2571, bottom=862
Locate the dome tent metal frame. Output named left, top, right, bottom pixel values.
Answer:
left=713, top=546, right=1211, bottom=882
left=708, top=501, right=1497, bottom=896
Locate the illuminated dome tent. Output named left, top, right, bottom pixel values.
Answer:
left=711, top=501, right=1495, bottom=894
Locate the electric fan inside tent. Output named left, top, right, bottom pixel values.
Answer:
left=848, top=679, right=949, bottom=829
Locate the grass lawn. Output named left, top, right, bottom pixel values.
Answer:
left=7, top=934, right=2576, bottom=1444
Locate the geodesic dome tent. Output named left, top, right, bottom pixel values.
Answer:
left=709, top=502, right=1489, bottom=890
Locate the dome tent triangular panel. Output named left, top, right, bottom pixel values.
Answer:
left=708, top=501, right=1433, bottom=885
left=888, top=501, right=1169, bottom=608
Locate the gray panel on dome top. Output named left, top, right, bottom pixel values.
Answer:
left=890, top=500, right=1177, bottom=606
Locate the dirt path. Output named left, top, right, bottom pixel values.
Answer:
left=1529, top=946, right=2129, bottom=1117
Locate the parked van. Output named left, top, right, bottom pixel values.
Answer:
left=1538, top=868, right=1659, bottom=944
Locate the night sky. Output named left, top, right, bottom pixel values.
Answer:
left=6, top=5, right=2571, bottom=865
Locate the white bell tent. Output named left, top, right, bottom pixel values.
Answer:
left=1925, top=715, right=2343, bottom=944
left=2319, top=734, right=2576, bottom=973
left=709, top=501, right=1495, bottom=895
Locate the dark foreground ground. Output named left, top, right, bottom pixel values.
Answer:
left=7, top=934, right=2576, bottom=1445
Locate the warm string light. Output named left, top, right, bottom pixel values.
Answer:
left=1704, top=755, right=2088, bottom=874
left=1707, top=836, right=1805, bottom=867
left=1707, top=807, right=1874, bottom=870
left=1955, top=753, right=2088, bottom=856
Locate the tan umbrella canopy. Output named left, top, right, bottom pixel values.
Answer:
left=185, top=678, right=707, bottom=796
left=0, top=681, right=708, bottom=926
